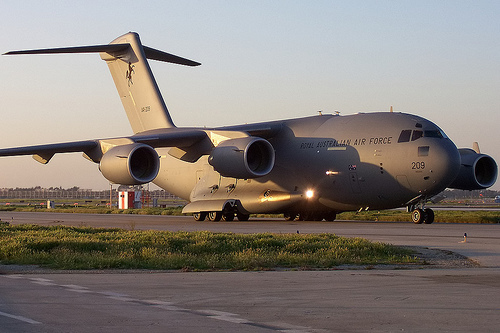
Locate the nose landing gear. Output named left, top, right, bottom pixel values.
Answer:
left=410, top=207, right=434, bottom=224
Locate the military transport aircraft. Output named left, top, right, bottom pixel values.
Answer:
left=1, top=32, right=497, bottom=223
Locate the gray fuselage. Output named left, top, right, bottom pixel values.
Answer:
left=154, top=112, right=460, bottom=214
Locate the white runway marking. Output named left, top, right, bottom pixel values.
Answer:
left=198, top=309, right=251, bottom=324
left=145, top=299, right=188, bottom=311
left=0, top=310, right=41, bottom=324
left=2, top=274, right=24, bottom=279
left=29, top=277, right=55, bottom=286
left=62, top=284, right=91, bottom=293
left=98, top=291, right=137, bottom=302
left=2, top=274, right=320, bottom=332
left=61, top=284, right=89, bottom=290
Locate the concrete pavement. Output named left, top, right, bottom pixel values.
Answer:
left=1, top=212, right=500, bottom=332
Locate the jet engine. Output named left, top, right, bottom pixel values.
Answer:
left=208, top=137, right=275, bottom=179
left=448, top=148, right=498, bottom=190
left=99, top=143, right=160, bottom=185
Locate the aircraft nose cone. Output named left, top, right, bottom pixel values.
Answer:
left=428, top=139, right=461, bottom=192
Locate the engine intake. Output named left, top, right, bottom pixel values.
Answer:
left=99, top=143, right=159, bottom=185
left=448, top=148, right=498, bottom=190
left=208, top=137, right=275, bottom=179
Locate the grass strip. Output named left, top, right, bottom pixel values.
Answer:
left=0, top=224, right=416, bottom=270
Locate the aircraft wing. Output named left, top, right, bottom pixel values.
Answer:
left=0, top=141, right=98, bottom=157
left=131, top=129, right=208, bottom=148
left=0, top=129, right=208, bottom=164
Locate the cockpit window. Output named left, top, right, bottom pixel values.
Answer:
left=398, top=128, right=447, bottom=143
left=398, top=130, right=412, bottom=143
left=424, top=130, right=443, bottom=138
left=411, top=130, right=423, bottom=141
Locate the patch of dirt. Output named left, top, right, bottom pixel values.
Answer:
left=403, top=246, right=480, bottom=268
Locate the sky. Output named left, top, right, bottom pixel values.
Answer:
left=0, top=0, right=499, bottom=190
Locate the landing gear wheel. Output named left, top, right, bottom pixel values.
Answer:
left=411, top=208, right=425, bottom=224
left=193, top=212, right=207, bottom=221
left=311, top=213, right=323, bottom=221
left=236, top=212, right=250, bottom=221
left=299, top=212, right=316, bottom=221
left=222, top=212, right=234, bottom=221
left=424, top=208, right=434, bottom=224
left=284, top=212, right=298, bottom=221
left=208, top=211, right=222, bottom=222
left=298, top=212, right=308, bottom=221
left=324, top=212, right=337, bottom=222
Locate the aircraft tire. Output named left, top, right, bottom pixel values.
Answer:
left=411, top=208, right=425, bottom=224
left=193, top=212, right=207, bottom=221
left=236, top=212, right=250, bottom=221
left=298, top=212, right=309, bottom=221
left=284, top=212, right=298, bottom=221
left=324, top=212, right=337, bottom=221
left=222, top=212, right=235, bottom=221
left=424, top=208, right=434, bottom=224
left=311, top=213, right=323, bottom=221
left=208, top=211, right=222, bottom=222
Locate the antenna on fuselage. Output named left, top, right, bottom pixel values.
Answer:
left=390, top=106, right=393, bottom=113
left=473, top=142, right=481, bottom=154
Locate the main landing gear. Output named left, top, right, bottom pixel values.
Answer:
left=193, top=211, right=250, bottom=222
left=283, top=211, right=337, bottom=222
left=410, top=207, right=434, bottom=224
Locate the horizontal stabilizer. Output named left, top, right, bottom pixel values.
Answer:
left=3, top=44, right=130, bottom=56
left=3, top=32, right=201, bottom=133
left=143, top=46, right=200, bottom=66
left=4, top=44, right=200, bottom=66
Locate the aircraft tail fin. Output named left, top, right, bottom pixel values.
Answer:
left=4, top=32, right=200, bottom=133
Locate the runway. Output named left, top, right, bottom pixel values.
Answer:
left=1, top=212, right=500, bottom=332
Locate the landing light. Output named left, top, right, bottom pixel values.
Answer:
left=305, top=190, right=314, bottom=199
left=326, top=170, right=339, bottom=176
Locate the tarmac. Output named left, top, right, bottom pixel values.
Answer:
left=1, top=212, right=499, bottom=332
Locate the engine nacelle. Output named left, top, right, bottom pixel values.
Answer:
left=99, top=143, right=160, bottom=185
left=208, top=137, right=275, bottom=179
left=448, top=148, right=498, bottom=190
